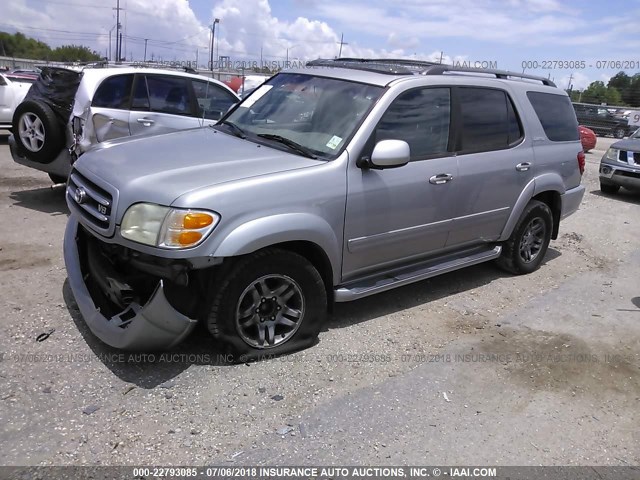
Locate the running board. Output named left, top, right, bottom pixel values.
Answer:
left=334, top=246, right=501, bottom=302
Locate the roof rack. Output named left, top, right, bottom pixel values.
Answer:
left=307, top=58, right=429, bottom=75
left=306, top=58, right=556, bottom=87
left=35, top=60, right=198, bottom=74
left=423, top=64, right=556, bottom=87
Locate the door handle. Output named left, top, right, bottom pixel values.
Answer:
left=429, top=173, right=454, bottom=185
left=516, top=162, right=531, bottom=172
left=137, top=118, right=155, bottom=126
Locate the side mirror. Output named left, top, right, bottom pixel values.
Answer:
left=363, top=139, right=410, bottom=169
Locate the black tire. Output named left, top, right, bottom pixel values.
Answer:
left=12, top=100, right=65, bottom=164
left=600, top=182, right=620, bottom=194
left=496, top=200, right=552, bottom=275
left=48, top=173, right=67, bottom=184
left=206, top=248, right=327, bottom=360
left=613, top=127, right=625, bottom=139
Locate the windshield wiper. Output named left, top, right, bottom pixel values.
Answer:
left=217, top=120, right=247, bottom=139
left=257, top=133, right=317, bottom=159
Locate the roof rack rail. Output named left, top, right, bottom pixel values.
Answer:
left=307, top=58, right=420, bottom=75
left=423, top=64, right=556, bottom=87
left=306, top=58, right=556, bottom=87
left=36, top=60, right=200, bottom=73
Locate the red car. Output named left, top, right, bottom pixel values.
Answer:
left=579, top=125, right=597, bottom=152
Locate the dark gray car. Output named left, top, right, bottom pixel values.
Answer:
left=63, top=59, right=586, bottom=359
left=599, top=128, right=640, bottom=193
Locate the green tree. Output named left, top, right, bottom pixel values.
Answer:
left=604, top=86, right=623, bottom=106
left=581, top=81, right=607, bottom=104
left=0, top=31, right=100, bottom=62
left=50, top=45, right=101, bottom=62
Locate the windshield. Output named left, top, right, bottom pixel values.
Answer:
left=220, top=73, right=384, bottom=159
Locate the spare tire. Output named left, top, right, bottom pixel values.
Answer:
left=12, top=100, right=65, bottom=164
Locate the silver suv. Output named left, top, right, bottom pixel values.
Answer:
left=9, top=64, right=239, bottom=183
left=63, top=58, right=585, bottom=358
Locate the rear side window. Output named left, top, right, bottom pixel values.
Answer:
left=146, top=75, right=193, bottom=115
left=92, top=74, right=134, bottom=109
left=458, top=87, right=521, bottom=152
left=192, top=80, right=237, bottom=120
left=527, top=92, right=579, bottom=141
left=376, top=87, right=451, bottom=160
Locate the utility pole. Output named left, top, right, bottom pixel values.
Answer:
left=567, top=73, right=574, bottom=91
left=210, top=18, right=219, bottom=72
left=118, top=33, right=123, bottom=62
left=439, top=51, right=444, bottom=64
left=337, top=33, right=348, bottom=58
left=143, top=39, right=148, bottom=62
left=113, top=0, right=123, bottom=62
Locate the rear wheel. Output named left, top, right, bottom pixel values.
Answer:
left=600, top=182, right=620, bottom=194
left=12, top=100, right=65, bottom=163
left=206, top=249, right=327, bottom=360
left=497, top=200, right=552, bottom=275
left=613, top=127, right=626, bottom=139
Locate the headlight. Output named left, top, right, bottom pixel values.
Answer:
left=121, top=203, right=220, bottom=249
left=605, top=148, right=619, bottom=161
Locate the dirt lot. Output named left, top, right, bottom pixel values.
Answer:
left=0, top=133, right=638, bottom=466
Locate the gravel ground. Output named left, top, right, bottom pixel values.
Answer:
left=0, top=133, right=638, bottom=466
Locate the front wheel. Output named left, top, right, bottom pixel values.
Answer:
left=206, top=249, right=327, bottom=359
left=48, top=173, right=67, bottom=184
left=496, top=200, right=552, bottom=275
left=600, top=182, right=620, bottom=194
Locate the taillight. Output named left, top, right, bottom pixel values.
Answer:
left=577, top=151, right=585, bottom=175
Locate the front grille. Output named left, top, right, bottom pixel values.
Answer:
left=67, top=170, right=115, bottom=234
left=618, top=150, right=640, bottom=165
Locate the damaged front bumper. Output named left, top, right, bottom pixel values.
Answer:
left=64, top=215, right=198, bottom=350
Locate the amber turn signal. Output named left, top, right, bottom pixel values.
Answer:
left=183, top=212, right=214, bottom=229
left=177, top=231, right=203, bottom=245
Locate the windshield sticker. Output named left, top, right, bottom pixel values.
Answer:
left=326, top=135, right=343, bottom=150
left=239, top=84, right=273, bottom=108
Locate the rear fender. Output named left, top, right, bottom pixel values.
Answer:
left=498, top=174, right=564, bottom=241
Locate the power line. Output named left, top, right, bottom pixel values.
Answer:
left=23, top=0, right=112, bottom=9
left=0, top=24, right=104, bottom=36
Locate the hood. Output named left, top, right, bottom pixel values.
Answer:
left=75, top=127, right=321, bottom=209
left=610, top=138, right=640, bottom=151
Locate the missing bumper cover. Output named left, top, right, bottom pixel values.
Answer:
left=64, top=216, right=198, bottom=350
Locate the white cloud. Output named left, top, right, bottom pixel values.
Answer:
left=0, top=0, right=630, bottom=81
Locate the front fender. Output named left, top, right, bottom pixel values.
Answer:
left=212, top=213, right=342, bottom=284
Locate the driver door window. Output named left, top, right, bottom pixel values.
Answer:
left=375, top=87, right=451, bottom=160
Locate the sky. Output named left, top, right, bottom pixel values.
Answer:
left=2, top=0, right=640, bottom=89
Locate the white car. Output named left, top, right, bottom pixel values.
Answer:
left=9, top=65, right=239, bottom=182
left=0, top=73, right=35, bottom=129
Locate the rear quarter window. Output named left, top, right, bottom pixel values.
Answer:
left=527, top=91, right=579, bottom=142
left=92, top=74, right=134, bottom=110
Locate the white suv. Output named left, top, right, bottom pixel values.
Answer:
left=9, top=64, right=239, bottom=183
left=0, top=72, right=35, bottom=129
